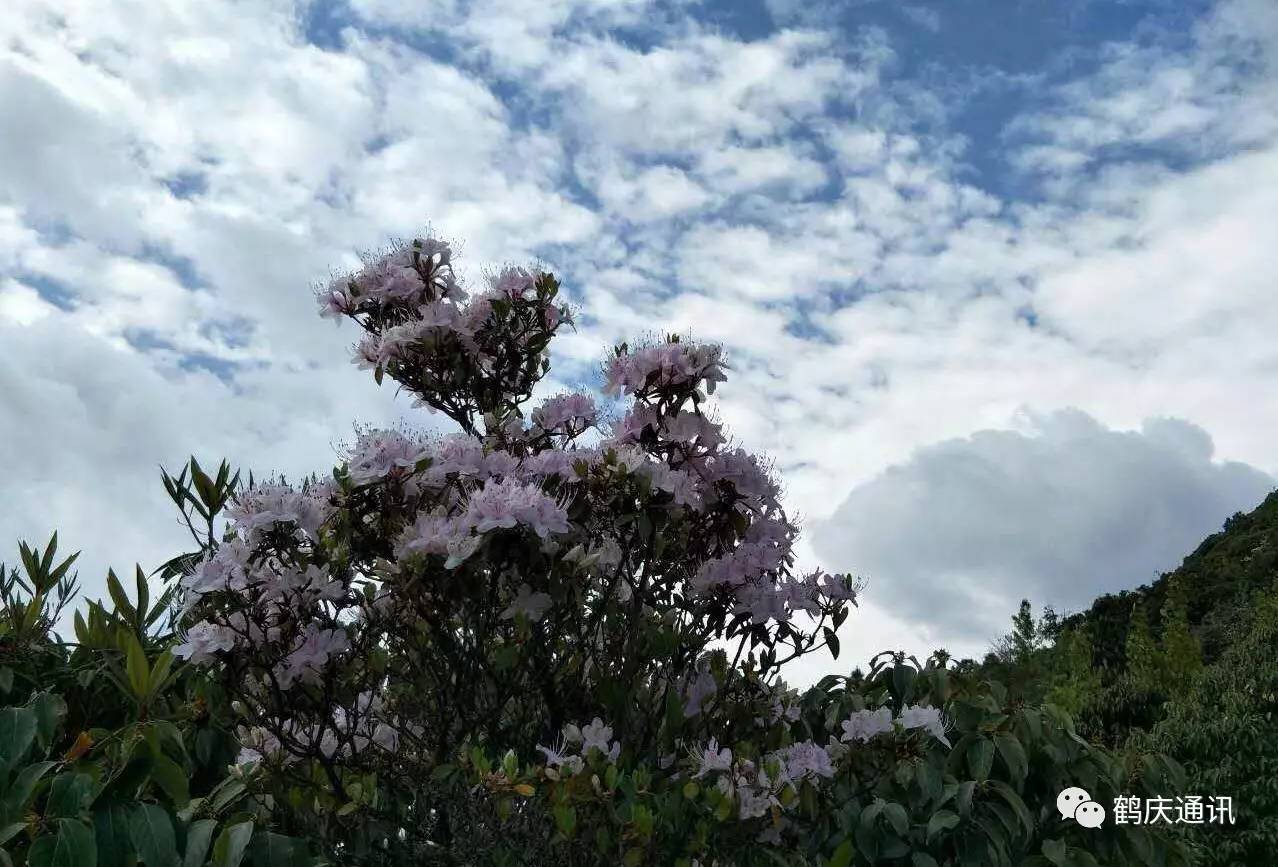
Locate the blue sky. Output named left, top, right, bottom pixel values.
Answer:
left=1, top=0, right=1275, bottom=677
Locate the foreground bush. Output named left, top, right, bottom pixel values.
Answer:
left=1, top=236, right=1191, bottom=866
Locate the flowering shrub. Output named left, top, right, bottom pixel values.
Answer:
left=0, top=236, right=1191, bottom=866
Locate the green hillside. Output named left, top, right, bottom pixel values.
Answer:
left=976, top=488, right=1278, bottom=865
left=1066, top=489, right=1278, bottom=674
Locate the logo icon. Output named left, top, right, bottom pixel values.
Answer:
left=1057, top=787, right=1106, bottom=828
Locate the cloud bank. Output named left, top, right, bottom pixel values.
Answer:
left=810, top=411, right=1274, bottom=647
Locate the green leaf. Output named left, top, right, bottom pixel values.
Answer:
left=124, top=634, right=150, bottom=700
left=882, top=802, right=909, bottom=836
left=149, top=754, right=190, bottom=808
left=911, top=855, right=940, bottom=867
left=206, top=779, right=248, bottom=816
left=966, top=737, right=994, bottom=782
left=147, top=653, right=176, bottom=700
left=827, top=840, right=854, bottom=867
left=1, top=760, right=55, bottom=823
left=134, top=565, right=150, bottom=619
left=93, top=806, right=134, bottom=867
left=891, top=665, right=916, bottom=703
left=106, top=571, right=134, bottom=620
left=28, top=819, right=97, bottom=867
left=0, top=707, right=37, bottom=770
left=553, top=805, right=577, bottom=839
left=823, top=627, right=840, bottom=660
left=926, top=809, right=960, bottom=842
left=994, top=733, right=1028, bottom=784
left=0, top=667, right=12, bottom=694
left=30, top=692, right=68, bottom=750
left=211, top=821, right=254, bottom=867
left=47, top=773, right=96, bottom=818
left=248, top=833, right=308, bottom=867
left=129, top=803, right=178, bottom=867
left=987, top=780, right=1034, bottom=836
left=956, top=780, right=976, bottom=817
left=1042, top=839, right=1068, bottom=867
left=183, top=820, right=217, bottom=867
left=0, top=822, right=26, bottom=846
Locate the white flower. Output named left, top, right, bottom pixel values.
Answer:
left=695, top=738, right=733, bottom=777
left=898, top=704, right=951, bottom=747
left=781, top=741, right=835, bottom=780
left=173, top=621, right=238, bottom=664
left=501, top=583, right=552, bottom=622
left=840, top=707, right=894, bottom=743
left=580, top=718, right=621, bottom=761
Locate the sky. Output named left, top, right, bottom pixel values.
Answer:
left=1, top=0, right=1275, bottom=680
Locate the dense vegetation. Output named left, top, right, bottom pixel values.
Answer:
left=974, top=492, right=1278, bottom=865
left=1, top=235, right=1266, bottom=865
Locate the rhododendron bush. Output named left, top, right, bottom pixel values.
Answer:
left=0, top=237, right=1190, bottom=867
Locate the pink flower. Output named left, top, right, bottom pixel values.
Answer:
left=603, top=341, right=728, bottom=397
left=682, top=660, right=718, bottom=718
left=662, top=410, right=723, bottom=446
left=840, top=707, right=894, bottom=743
left=347, top=430, right=427, bottom=486
left=532, top=393, right=597, bottom=433
left=277, top=626, right=350, bottom=689
left=228, top=483, right=332, bottom=542
left=183, top=539, right=253, bottom=597
left=491, top=266, right=537, bottom=298
left=500, top=583, right=552, bottom=622
left=395, top=510, right=467, bottom=558
left=174, top=621, right=238, bottom=664
left=781, top=741, right=834, bottom=780
left=612, top=404, right=659, bottom=444
left=695, top=738, right=733, bottom=777
left=462, top=477, right=571, bottom=538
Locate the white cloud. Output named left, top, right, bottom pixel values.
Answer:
left=809, top=411, right=1274, bottom=647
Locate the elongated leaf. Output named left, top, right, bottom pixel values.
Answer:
left=94, top=806, right=135, bottom=867
left=129, top=803, right=178, bottom=867
left=183, top=819, right=217, bottom=867
left=134, top=565, right=150, bottom=622
left=31, top=691, right=68, bottom=750
left=211, top=821, right=254, bottom=867
left=47, top=772, right=95, bottom=818
left=966, top=737, right=994, bottom=783
left=27, top=818, right=97, bottom=867
left=149, top=753, right=190, bottom=808
left=994, top=733, right=1028, bottom=784
left=0, top=707, right=37, bottom=769
left=106, top=571, right=134, bottom=620
left=148, top=652, right=176, bottom=699
left=247, top=832, right=308, bottom=867
left=987, top=780, right=1034, bottom=836
left=124, top=634, right=150, bottom=700
left=1, top=760, right=56, bottom=822
left=926, top=809, right=960, bottom=842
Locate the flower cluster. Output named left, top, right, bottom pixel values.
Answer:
left=604, top=341, right=728, bottom=398
left=841, top=703, right=950, bottom=747
left=537, top=717, right=622, bottom=778
left=531, top=392, right=597, bottom=435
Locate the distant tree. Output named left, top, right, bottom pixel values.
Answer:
left=1135, top=578, right=1278, bottom=866
left=1159, top=573, right=1202, bottom=688
left=1045, top=624, right=1100, bottom=715
left=1125, top=598, right=1159, bottom=685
